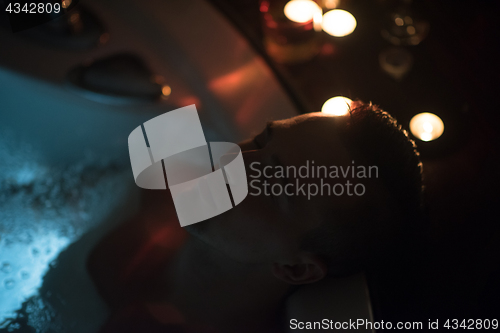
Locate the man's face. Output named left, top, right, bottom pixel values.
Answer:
left=185, top=113, right=359, bottom=263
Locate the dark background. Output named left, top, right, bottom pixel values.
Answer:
left=210, top=0, right=500, bottom=325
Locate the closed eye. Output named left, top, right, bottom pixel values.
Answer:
left=253, top=122, right=274, bottom=149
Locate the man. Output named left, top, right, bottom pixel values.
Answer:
left=88, top=101, right=423, bottom=332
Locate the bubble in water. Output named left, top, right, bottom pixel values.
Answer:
left=7, top=322, right=20, bottom=331
left=31, top=247, right=40, bottom=257
left=1, top=262, right=12, bottom=274
left=20, top=271, right=30, bottom=280
left=17, top=232, right=33, bottom=245
left=49, top=260, right=57, bottom=268
left=4, top=278, right=15, bottom=289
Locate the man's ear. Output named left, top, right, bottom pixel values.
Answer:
left=272, top=253, right=327, bottom=285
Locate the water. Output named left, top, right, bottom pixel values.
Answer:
left=0, top=132, right=139, bottom=332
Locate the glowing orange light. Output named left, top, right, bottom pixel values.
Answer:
left=284, top=0, right=321, bottom=24
left=322, top=9, right=356, bottom=37
left=62, top=0, right=72, bottom=9
left=323, top=0, right=339, bottom=9
left=406, top=25, right=416, bottom=35
left=409, top=113, right=444, bottom=142
left=162, top=85, right=172, bottom=97
left=321, top=96, right=352, bottom=116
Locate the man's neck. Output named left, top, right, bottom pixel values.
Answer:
left=163, top=236, right=291, bottom=332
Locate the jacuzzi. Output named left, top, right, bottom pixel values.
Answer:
left=0, top=0, right=372, bottom=331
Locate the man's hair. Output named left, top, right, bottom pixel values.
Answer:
left=301, top=101, right=424, bottom=277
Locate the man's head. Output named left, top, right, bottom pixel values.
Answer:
left=185, top=101, right=423, bottom=285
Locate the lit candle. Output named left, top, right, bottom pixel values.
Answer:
left=284, top=0, right=321, bottom=24
left=313, top=9, right=323, bottom=32
left=409, top=112, right=444, bottom=142
left=321, top=96, right=352, bottom=116
left=322, top=9, right=357, bottom=37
